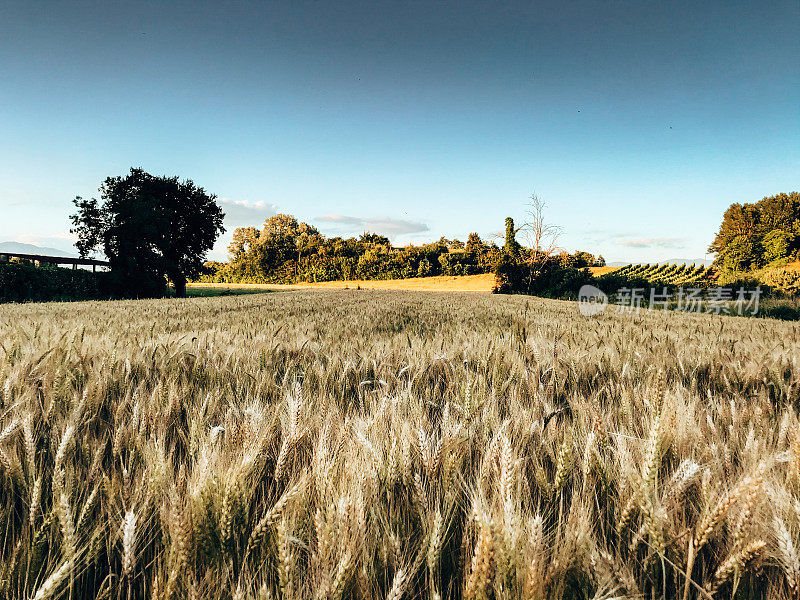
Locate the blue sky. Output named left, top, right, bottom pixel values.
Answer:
left=1, top=1, right=797, bottom=263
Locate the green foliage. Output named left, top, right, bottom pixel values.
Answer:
left=503, top=217, right=522, bottom=256
left=492, top=252, right=524, bottom=293
left=0, top=262, right=110, bottom=302
left=572, top=250, right=599, bottom=268
left=497, top=258, right=722, bottom=300
left=762, top=229, right=792, bottom=265
left=608, top=263, right=713, bottom=287
left=70, top=167, right=225, bottom=297
left=466, top=232, right=485, bottom=253
left=713, top=271, right=761, bottom=289
left=593, top=270, right=651, bottom=294
left=203, top=216, right=500, bottom=284
left=758, top=266, right=800, bottom=294
left=493, top=253, right=593, bottom=297
left=417, top=257, right=433, bottom=277
left=761, top=302, right=800, bottom=321
left=557, top=250, right=605, bottom=268
left=709, top=192, right=800, bottom=274
left=720, top=235, right=760, bottom=272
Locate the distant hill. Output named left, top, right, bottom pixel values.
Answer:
left=0, top=241, right=77, bottom=258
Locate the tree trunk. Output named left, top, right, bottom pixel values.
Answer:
left=173, top=273, right=187, bottom=298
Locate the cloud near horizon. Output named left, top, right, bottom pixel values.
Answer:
left=616, top=236, right=686, bottom=249
left=11, top=232, right=78, bottom=254
left=218, top=198, right=278, bottom=228
left=315, top=214, right=430, bottom=240
left=14, top=231, right=77, bottom=243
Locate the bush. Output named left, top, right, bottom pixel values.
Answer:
left=492, top=253, right=525, bottom=293
left=594, top=272, right=657, bottom=295
left=493, top=254, right=593, bottom=297
left=761, top=303, right=800, bottom=321
left=757, top=266, right=800, bottom=294
left=417, top=258, right=433, bottom=278
left=714, top=270, right=761, bottom=288
left=0, top=263, right=112, bottom=303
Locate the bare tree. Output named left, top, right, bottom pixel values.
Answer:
left=520, top=193, right=562, bottom=280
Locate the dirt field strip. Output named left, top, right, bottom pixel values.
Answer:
left=587, top=265, right=621, bottom=276
left=188, top=273, right=497, bottom=293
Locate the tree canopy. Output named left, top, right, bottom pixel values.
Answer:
left=205, top=215, right=504, bottom=284
left=709, top=192, right=800, bottom=273
left=201, top=210, right=607, bottom=292
left=70, top=168, right=225, bottom=297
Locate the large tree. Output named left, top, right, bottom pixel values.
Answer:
left=709, top=193, right=800, bottom=272
left=226, top=214, right=323, bottom=282
left=226, top=227, right=263, bottom=281
left=71, top=168, right=225, bottom=297
left=465, top=232, right=485, bottom=253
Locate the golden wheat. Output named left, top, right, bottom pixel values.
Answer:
left=0, top=290, right=797, bottom=599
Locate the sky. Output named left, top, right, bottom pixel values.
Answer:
left=1, top=1, right=797, bottom=264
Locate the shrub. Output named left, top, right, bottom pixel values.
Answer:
left=0, top=263, right=112, bottom=302
left=417, top=258, right=433, bottom=278
left=761, top=303, right=800, bottom=321
left=592, top=271, right=651, bottom=295
left=493, top=254, right=593, bottom=297
left=758, top=266, right=800, bottom=294
left=492, top=252, right=525, bottom=293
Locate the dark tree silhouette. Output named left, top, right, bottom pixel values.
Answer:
left=70, top=168, right=225, bottom=297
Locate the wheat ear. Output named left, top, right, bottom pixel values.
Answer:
left=32, top=560, right=73, bottom=600
left=121, top=509, right=137, bottom=577
left=464, top=517, right=494, bottom=600
left=708, top=540, right=766, bottom=596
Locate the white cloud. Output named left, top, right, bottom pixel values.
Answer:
left=218, top=198, right=278, bottom=228
left=315, top=214, right=429, bottom=240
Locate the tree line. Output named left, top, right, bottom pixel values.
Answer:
left=206, top=214, right=501, bottom=283
left=63, top=167, right=796, bottom=301
left=199, top=212, right=605, bottom=285
left=709, top=192, right=800, bottom=273
left=64, top=168, right=606, bottom=298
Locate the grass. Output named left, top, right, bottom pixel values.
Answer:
left=186, top=285, right=275, bottom=297
left=0, top=290, right=798, bottom=600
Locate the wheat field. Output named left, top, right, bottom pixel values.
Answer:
left=0, top=290, right=798, bottom=600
